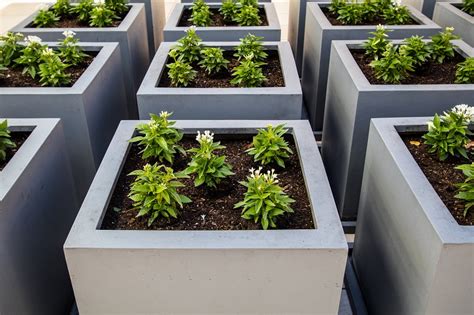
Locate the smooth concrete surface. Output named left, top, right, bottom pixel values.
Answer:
left=433, top=1, right=474, bottom=47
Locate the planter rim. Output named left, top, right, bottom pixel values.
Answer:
left=138, top=41, right=301, bottom=95
left=65, top=120, right=347, bottom=251
left=0, top=42, right=119, bottom=93
left=332, top=39, right=474, bottom=91
left=308, top=2, right=441, bottom=30
left=370, top=117, right=474, bottom=243
left=0, top=118, right=60, bottom=201
left=10, top=2, right=145, bottom=33
left=436, top=1, right=474, bottom=22
left=164, top=3, right=281, bottom=31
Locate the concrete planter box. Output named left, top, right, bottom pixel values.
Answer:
left=301, top=2, right=441, bottom=131
left=321, top=39, right=474, bottom=219
left=0, top=43, right=128, bottom=198
left=64, top=119, right=347, bottom=314
left=404, top=0, right=446, bottom=17
left=353, top=117, right=474, bottom=314
left=434, top=1, right=474, bottom=46
left=137, top=41, right=303, bottom=120
left=181, top=0, right=271, bottom=2
left=164, top=3, right=281, bottom=41
left=1, top=119, right=78, bottom=314
left=11, top=3, right=150, bottom=117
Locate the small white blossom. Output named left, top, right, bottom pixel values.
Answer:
left=376, top=24, right=385, bottom=31
left=196, top=130, right=214, bottom=143
left=249, top=166, right=263, bottom=179
left=263, top=169, right=279, bottom=183
left=392, top=0, right=402, bottom=6
left=26, top=35, right=42, bottom=45
left=63, top=30, right=76, bottom=38
left=446, top=26, right=454, bottom=32
left=159, top=111, right=170, bottom=118
left=186, top=26, right=196, bottom=33
left=450, top=104, right=474, bottom=122
left=94, top=0, right=105, bottom=4
left=41, top=47, right=55, bottom=57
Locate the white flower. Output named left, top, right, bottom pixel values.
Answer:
left=196, top=130, right=214, bottom=143
left=450, top=104, right=474, bottom=122
left=249, top=167, right=263, bottom=179
left=446, top=26, right=454, bottom=32
left=263, top=169, right=278, bottom=183
left=41, top=47, right=55, bottom=57
left=94, top=0, right=105, bottom=4
left=392, top=0, right=402, bottom=6
left=186, top=26, right=196, bottom=33
left=376, top=24, right=385, bottom=31
left=159, top=111, right=170, bottom=118
left=26, top=35, right=42, bottom=45
left=63, top=30, right=76, bottom=38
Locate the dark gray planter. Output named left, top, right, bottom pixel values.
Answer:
left=0, top=118, right=78, bottom=315
left=64, top=119, right=347, bottom=314
left=137, top=41, right=303, bottom=120
left=301, top=2, right=441, bottom=131
left=321, top=39, right=474, bottom=219
left=10, top=3, right=150, bottom=117
left=164, top=3, right=281, bottom=41
left=353, top=117, right=474, bottom=314
left=433, top=1, right=474, bottom=46
left=0, top=43, right=129, bottom=198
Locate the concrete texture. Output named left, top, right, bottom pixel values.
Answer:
left=164, top=3, right=281, bottom=41
left=64, top=119, right=347, bottom=315
left=353, top=118, right=474, bottom=314
left=321, top=39, right=474, bottom=219
left=433, top=1, right=474, bottom=47
left=10, top=3, right=150, bottom=118
left=403, top=0, right=446, bottom=17
left=301, top=2, right=441, bottom=131
left=0, top=43, right=129, bottom=198
left=137, top=41, right=303, bottom=120
left=0, top=119, right=79, bottom=315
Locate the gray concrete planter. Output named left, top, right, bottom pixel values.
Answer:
left=181, top=0, right=271, bottom=2
left=10, top=3, right=150, bottom=117
left=301, top=2, right=441, bottom=131
left=434, top=1, right=474, bottom=46
left=164, top=3, right=281, bottom=41
left=353, top=117, right=474, bottom=314
left=64, top=119, right=347, bottom=314
left=1, top=119, right=78, bottom=315
left=404, top=0, right=446, bottom=17
left=137, top=41, right=303, bottom=120
left=0, top=43, right=129, bottom=198
left=321, top=39, right=474, bottom=219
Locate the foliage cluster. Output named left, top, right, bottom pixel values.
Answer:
left=329, top=0, right=411, bottom=25
left=0, top=119, right=16, bottom=162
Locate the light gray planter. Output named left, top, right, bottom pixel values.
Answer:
left=0, top=43, right=128, bottom=199
left=301, top=2, right=441, bottom=131
left=164, top=3, right=281, bottom=41
left=403, top=0, right=446, bottom=17
left=434, top=1, right=474, bottom=47
left=137, top=41, right=303, bottom=120
left=64, top=119, right=347, bottom=314
left=1, top=118, right=78, bottom=315
left=10, top=3, right=150, bottom=117
left=181, top=0, right=271, bottom=2
left=321, top=39, right=474, bottom=219
left=353, top=117, right=474, bottom=314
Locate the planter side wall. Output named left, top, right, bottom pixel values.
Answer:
left=0, top=120, right=79, bottom=314
left=353, top=120, right=474, bottom=314
left=433, top=1, right=474, bottom=47
left=402, top=0, right=447, bottom=17
left=301, top=2, right=441, bottom=131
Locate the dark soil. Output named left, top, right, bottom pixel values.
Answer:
left=402, top=133, right=474, bottom=225
left=101, top=135, right=315, bottom=230
left=351, top=49, right=465, bottom=85
left=0, top=54, right=95, bottom=87
left=157, top=50, right=284, bottom=88
left=0, top=132, right=30, bottom=171
left=321, top=7, right=417, bottom=26
left=29, top=7, right=130, bottom=28
left=178, top=7, right=268, bottom=27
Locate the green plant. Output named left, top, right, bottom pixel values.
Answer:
left=198, top=47, right=229, bottom=74
left=70, top=0, right=94, bottom=23
left=0, top=32, right=24, bottom=67
left=234, top=5, right=261, bottom=26
left=382, top=2, right=412, bottom=24
left=128, top=163, right=191, bottom=226
left=240, top=0, right=258, bottom=7
left=329, top=0, right=347, bottom=15
left=455, top=57, right=474, bottom=84
left=58, top=30, right=88, bottom=66
left=52, top=0, right=71, bottom=16
left=167, top=58, right=197, bottom=87
left=184, top=130, right=234, bottom=188
left=463, top=0, right=474, bottom=15
left=234, top=34, right=267, bottom=62
left=220, top=0, right=238, bottom=21
left=105, top=0, right=128, bottom=15
left=455, top=162, right=474, bottom=217
left=129, top=112, right=186, bottom=163
left=170, top=27, right=203, bottom=63
left=369, top=43, right=414, bottom=83
left=32, top=8, right=59, bottom=27
left=246, top=124, right=293, bottom=168
left=399, top=35, right=431, bottom=66
left=363, top=25, right=391, bottom=59
left=235, top=168, right=294, bottom=230
left=423, top=104, right=474, bottom=161
left=337, top=1, right=365, bottom=25
left=230, top=55, right=266, bottom=87
left=14, top=36, right=46, bottom=79
left=0, top=119, right=16, bottom=162
left=429, top=27, right=459, bottom=63
left=38, top=48, right=71, bottom=87
left=189, top=0, right=212, bottom=26
left=89, top=4, right=117, bottom=27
